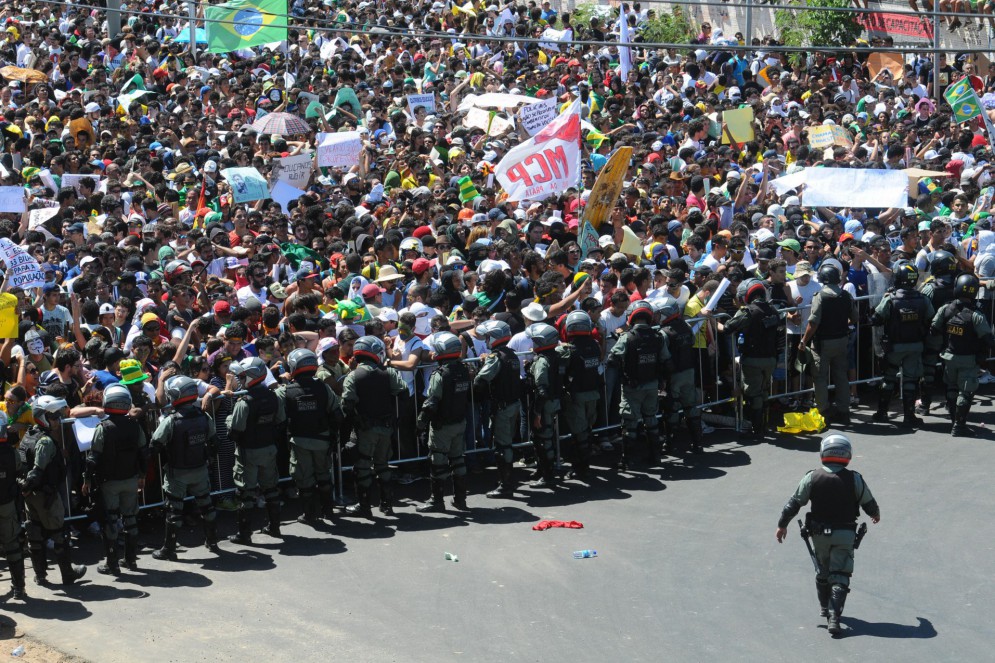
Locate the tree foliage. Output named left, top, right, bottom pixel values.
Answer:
left=775, top=0, right=863, bottom=51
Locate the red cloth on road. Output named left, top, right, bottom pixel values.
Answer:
left=532, top=520, right=584, bottom=531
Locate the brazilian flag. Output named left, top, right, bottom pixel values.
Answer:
left=205, top=0, right=288, bottom=54
left=944, top=78, right=982, bottom=124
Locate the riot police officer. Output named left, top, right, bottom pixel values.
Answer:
left=930, top=274, right=995, bottom=436
left=19, top=395, right=86, bottom=585
left=0, top=414, right=26, bottom=599
left=775, top=434, right=881, bottom=636
left=473, top=320, right=524, bottom=498
left=656, top=297, right=704, bottom=454
left=276, top=349, right=342, bottom=525
left=870, top=262, right=934, bottom=428
left=85, top=384, right=148, bottom=574
left=557, top=311, right=603, bottom=480
left=416, top=332, right=471, bottom=512
left=341, top=336, right=407, bottom=519
left=526, top=323, right=564, bottom=488
left=151, top=376, right=220, bottom=560
left=608, top=300, right=670, bottom=469
left=725, top=278, right=780, bottom=442
left=226, top=358, right=285, bottom=544
left=800, top=265, right=857, bottom=425
left=918, top=250, right=957, bottom=416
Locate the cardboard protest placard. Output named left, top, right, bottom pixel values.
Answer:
left=0, top=187, right=26, bottom=213
left=519, top=98, right=558, bottom=136
left=315, top=132, right=363, bottom=168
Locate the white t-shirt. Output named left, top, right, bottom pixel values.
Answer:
left=507, top=331, right=533, bottom=378
left=788, top=278, right=821, bottom=334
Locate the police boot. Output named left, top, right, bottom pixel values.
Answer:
left=297, top=489, right=319, bottom=525
left=687, top=416, right=705, bottom=454
left=416, top=478, right=446, bottom=513
left=317, top=489, right=336, bottom=521
left=9, top=558, right=26, bottom=600
left=451, top=475, right=469, bottom=512
left=529, top=454, right=557, bottom=488
left=901, top=393, right=923, bottom=428
left=816, top=580, right=831, bottom=618
left=203, top=519, right=221, bottom=554
left=662, top=423, right=677, bottom=455
left=228, top=507, right=253, bottom=545
left=378, top=478, right=395, bottom=516
left=486, top=461, right=515, bottom=498
left=260, top=502, right=282, bottom=538
left=123, top=533, right=139, bottom=571
left=946, top=394, right=957, bottom=420
left=152, top=521, right=178, bottom=561
left=828, top=584, right=848, bottom=635
left=645, top=436, right=663, bottom=466
left=952, top=402, right=977, bottom=437
left=872, top=391, right=891, bottom=423
left=29, top=546, right=48, bottom=585
left=344, top=486, right=374, bottom=519
left=916, top=386, right=932, bottom=417
left=57, top=546, right=86, bottom=586
left=743, top=407, right=765, bottom=443
left=97, top=538, right=121, bottom=576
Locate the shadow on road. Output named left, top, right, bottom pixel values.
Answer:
left=839, top=616, right=937, bottom=639
left=4, top=595, right=91, bottom=621
left=197, top=548, right=276, bottom=573
left=114, top=565, right=213, bottom=589
left=277, top=533, right=348, bottom=557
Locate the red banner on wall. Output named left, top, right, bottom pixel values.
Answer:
left=859, top=12, right=934, bottom=40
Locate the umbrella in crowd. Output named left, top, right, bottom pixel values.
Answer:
left=250, top=111, right=312, bottom=135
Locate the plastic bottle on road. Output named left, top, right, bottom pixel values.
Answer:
left=11, top=645, right=25, bottom=657
left=572, top=550, right=597, bottom=559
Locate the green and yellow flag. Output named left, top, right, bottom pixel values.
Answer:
left=944, top=78, right=982, bottom=124
left=205, top=0, right=288, bottom=54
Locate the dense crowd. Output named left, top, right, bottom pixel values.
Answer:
left=0, top=0, right=994, bottom=597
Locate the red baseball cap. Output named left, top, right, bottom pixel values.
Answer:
left=213, top=301, right=232, bottom=316
left=362, top=283, right=384, bottom=299
left=412, top=258, right=433, bottom=275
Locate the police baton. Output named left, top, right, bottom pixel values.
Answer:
left=797, top=519, right=822, bottom=574
left=854, top=522, right=868, bottom=550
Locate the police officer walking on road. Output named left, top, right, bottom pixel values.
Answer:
left=473, top=320, right=524, bottom=498
left=152, top=376, right=220, bottom=560
left=20, top=396, right=87, bottom=586
left=526, top=323, right=564, bottom=488
left=85, top=384, right=148, bottom=574
left=775, top=433, right=881, bottom=636
left=609, top=301, right=670, bottom=468
left=930, top=274, right=995, bottom=437
left=656, top=297, right=704, bottom=454
left=341, top=336, right=407, bottom=519
left=725, top=278, right=780, bottom=443
left=800, top=265, right=858, bottom=425
left=226, top=358, right=285, bottom=544
left=416, top=332, right=471, bottom=513
left=0, top=414, right=26, bottom=599
left=557, top=311, right=603, bottom=480
left=870, top=262, right=934, bottom=428
left=917, top=250, right=957, bottom=416
left=276, top=349, right=342, bottom=525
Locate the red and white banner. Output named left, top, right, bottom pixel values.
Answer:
left=495, top=99, right=581, bottom=202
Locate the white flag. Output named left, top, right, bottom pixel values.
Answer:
left=618, top=5, right=633, bottom=83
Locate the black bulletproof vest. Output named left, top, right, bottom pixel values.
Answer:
left=0, top=444, right=17, bottom=504
left=809, top=467, right=858, bottom=526
left=663, top=319, right=695, bottom=372
left=624, top=325, right=662, bottom=384
left=888, top=289, right=927, bottom=344
left=814, top=289, right=850, bottom=340
left=433, top=361, right=471, bottom=425
left=927, top=275, right=955, bottom=311
left=353, top=364, right=394, bottom=420
left=490, top=345, right=523, bottom=404
left=241, top=386, right=279, bottom=449
left=20, top=430, right=65, bottom=490
left=566, top=337, right=602, bottom=393
left=285, top=378, right=331, bottom=437
left=167, top=410, right=210, bottom=470
left=945, top=302, right=979, bottom=356
left=740, top=302, right=779, bottom=358
left=98, top=415, right=142, bottom=481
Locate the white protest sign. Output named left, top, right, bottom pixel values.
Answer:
left=272, top=152, right=314, bottom=189
left=464, top=107, right=514, bottom=136
left=72, top=416, right=105, bottom=452
left=0, top=238, right=46, bottom=290
left=271, top=180, right=307, bottom=214
left=60, top=173, right=102, bottom=193
left=220, top=167, right=271, bottom=204
left=539, top=27, right=572, bottom=52
left=519, top=97, right=558, bottom=136
left=407, top=93, right=437, bottom=117
left=0, top=187, right=26, bottom=213
left=28, top=206, right=60, bottom=230
left=316, top=131, right=363, bottom=168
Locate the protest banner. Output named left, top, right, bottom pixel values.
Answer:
left=495, top=100, right=581, bottom=202
left=316, top=131, right=363, bottom=168
left=220, top=167, right=270, bottom=203
left=0, top=238, right=47, bottom=290
left=407, top=93, right=437, bottom=117
left=0, top=187, right=26, bottom=213
left=519, top=97, right=558, bottom=136
left=271, top=152, right=314, bottom=189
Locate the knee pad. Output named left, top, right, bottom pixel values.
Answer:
left=202, top=506, right=217, bottom=522
left=262, top=488, right=280, bottom=503
left=450, top=458, right=466, bottom=477
left=430, top=451, right=448, bottom=467
left=316, top=480, right=332, bottom=493
left=25, top=522, right=43, bottom=542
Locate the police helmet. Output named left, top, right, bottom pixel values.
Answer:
left=31, top=395, right=69, bottom=429
left=287, top=349, right=318, bottom=377
left=820, top=433, right=852, bottom=466
left=399, top=237, right=424, bottom=255
left=930, top=250, right=955, bottom=277
left=564, top=310, right=594, bottom=337
left=626, top=300, right=654, bottom=326
left=475, top=320, right=512, bottom=349
left=431, top=332, right=462, bottom=360
left=893, top=261, right=919, bottom=289
left=238, top=357, right=268, bottom=387
left=817, top=264, right=841, bottom=285
left=737, top=278, right=768, bottom=304
left=164, top=259, right=192, bottom=284
left=652, top=296, right=681, bottom=324
left=526, top=323, right=560, bottom=352
left=955, top=273, right=980, bottom=300
left=164, top=375, right=199, bottom=407
left=353, top=335, right=387, bottom=365
left=102, top=383, right=133, bottom=414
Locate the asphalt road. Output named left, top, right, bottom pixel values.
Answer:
left=3, top=397, right=993, bottom=663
